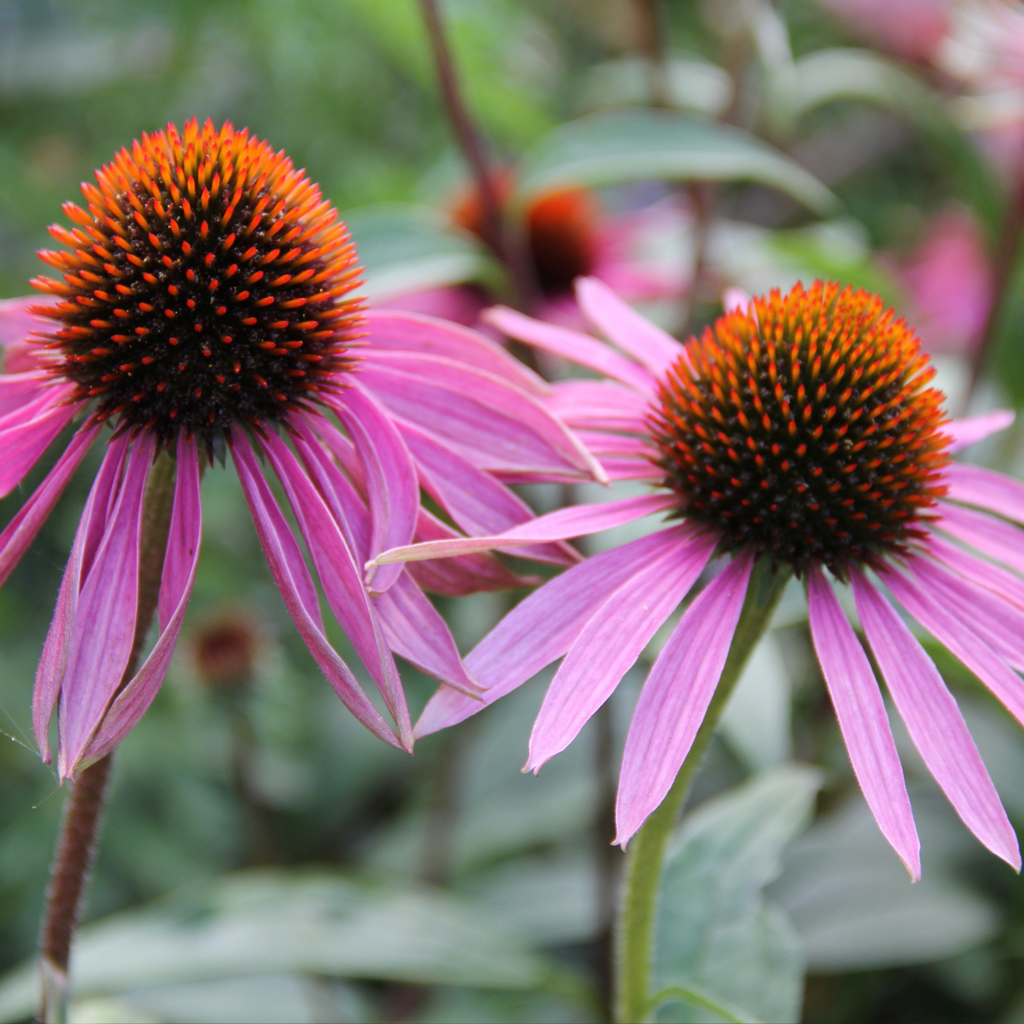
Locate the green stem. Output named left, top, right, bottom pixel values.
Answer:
left=613, top=558, right=791, bottom=1024
left=38, top=450, right=177, bottom=1024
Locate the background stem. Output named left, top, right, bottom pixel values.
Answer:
left=613, top=559, right=791, bottom=1024
left=37, top=450, right=177, bottom=1024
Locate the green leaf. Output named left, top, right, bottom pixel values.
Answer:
left=770, top=791, right=1001, bottom=972
left=0, top=871, right=550, bottom=1022
left=651, top=765, right=822, bottom=1024
left=344, top=203, right=502, bottom=303
left=792, top=48, right=1003, bottom=235
left=514, top=110, right=837, bottom=215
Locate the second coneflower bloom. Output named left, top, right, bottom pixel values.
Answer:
left=376, top=277, right=1024, bottom=877
left=0, top=118, right=598, bottom=778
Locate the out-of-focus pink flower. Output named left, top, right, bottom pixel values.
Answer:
left=376, top=277, right=1024, bottom=877
left=818, top=0, right=951, bottom=63
left=392, top=177, right=684, bottom=329
left=895, top=208, right=994, bottom=354
left=1, top=119, right=600, bottom=779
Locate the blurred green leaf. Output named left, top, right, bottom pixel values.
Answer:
left=344, top=203, right=502, bottom=302
left=515, top=110, right=838, bottom=214
left=769, top=792, right=1001, bottom=972
left=651, top=765, right=821, bottom=1024
left=0, top=871, right=551, bottom=1022
left=792, top=48, right=1004, bottom=235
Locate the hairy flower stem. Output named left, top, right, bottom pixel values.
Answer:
left=613, top=559, right=791, bottom=1024
left=38, top=451, right=177, bottom=1024
left=417, top=0, right=535, bottom=309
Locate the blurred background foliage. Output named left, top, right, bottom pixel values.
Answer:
left=4, top=0, right=1024, bottom=1021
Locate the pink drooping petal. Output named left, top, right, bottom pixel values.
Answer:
left=364, top=310, right=547, bottom=396
left=359, top=353, right=603, bottom=480
left=937, top=502, right=1024, bottom=576
left=307, top=414, right=367, bottom=496
left=331, top=383, right=418, bottom=594
left=397, top=418, right=578, bottom=567
left=0, top=387, right=78, bottom=498
left=852, top=568, right=1020, bottom=869
left=573, top=431, right=656, bottom=459
left=33, top=434, right=131, bottom=760
left=947, top=411, right=1015, bottom=452
left=526, top=526, right=718, bottom=772
left=374, top=573, right=481, bottom=697
left=574, top=277, right=682, bottom=378
left=406, top=509, right=541, bottom=596
left=290, top=416, right=370, bottom=559
left=0, top=422, right=100, bottom=590
left=807, top=567, right=920, bottom=878
left=547, top=379, right=650, bottom=432
left=258, top=429, right=412, bottom=747
left=416, top=525, right=711, bottom=737
left=600, top=456, right=663, bottom=481
left=945, top=463, right=1024, bottom=525
left=905, top=554, right=1024, bottom=672
left=0, top=372, right=51, bottom=418
left=57, top=434, right=154, bottom=777
left=484, top=306, right=657, bottom=395
left=0, top=296, right=55, bottom=373
left=372, top=492, right=677, bottom=566
left=231, top=431, right=403, bottom=750
left=615, top=551, right=755, bottom=847
left=928, top=534, right=1024, bottom=611
left=80, top=435, right=203, bottom=765
left=882, top=565, right=1024, bottom=731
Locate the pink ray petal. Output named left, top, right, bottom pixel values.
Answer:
left=397, top=418, right=578, bottom=567
left=574, top=277, right=683, bottom=378
left=807, top=566, right=920, bottom=878
left=0, top=388, right=78, bottom=498
left=526, top=525, right=718, bottom=772
left=615, top=551, right=755, bottom=847
left=484, top=306, right=657, bottom=395
left=905, top=554, right=1024, bottom=672
left=0, top=372, right=51, bottom=418
left=852, top=568, right=1020, bottom=869
left=416, top=524, right=715, bottom=737
left=947, top=411, right=1015, bottom=452
left=359, top=354, right=603, bottom=481
left=0, top=422, right=100, bottom=590
left=331, top=383, right=418, bottom=594
left=573, top=431, right=655, bottom=459
left=372, top=492, right=677, bottom=566
left=937, top=502, right=1024, bottom=577
left=259, top=429, right=412, bottom=746
left=231, top=430, right=403, bottom=749
left=883, top=563, right=1024, bottom=727
left=79, top=435, right=203, bottom=766
left=945, top=463, right=1024, bottom=525
left=290, top=416, right=370, bottom=559
left=722, top=287, right=753, bottom=314
left=33, top=434, right=132, bottom=760
left=928, top=534, right=1024, bottom=611
left=307, top=414, right=367, bottom=496
left=406, top=509, right=542, bottom=596
left=364, top=310, right=547, bottom=395
left=547, top=379, right=650, bottom=432
left=57, top=434, right=155, bottom=776
left=374, top=573, right=481, bottom=697
left=600, top=456, right=662, bottom=481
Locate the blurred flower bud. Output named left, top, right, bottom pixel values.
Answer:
left=193, top=612, right=260, bottom=691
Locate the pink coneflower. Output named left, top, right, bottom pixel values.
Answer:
left=376, top=277, right=1024, bottom=877
left=0, top=118, right=598, bottom=779
left=387, top=176, right=683, bottom=329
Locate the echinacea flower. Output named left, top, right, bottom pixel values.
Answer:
left=375, top=277, right=1024, bottom=877
left=0, top=118, right=598, bottom=779
left=387, top=176, right=683, bottom=329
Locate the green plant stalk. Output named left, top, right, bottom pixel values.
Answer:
left=38, top=451, right=177, bottom=1024
left=613, top=558, right=791, bottom=1024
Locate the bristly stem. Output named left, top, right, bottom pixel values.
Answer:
left=417, top=0, right=535, bottom=308
left=38, top=450, right=177, bottom=1024
left=613, top=559, right=791, bottom=1024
